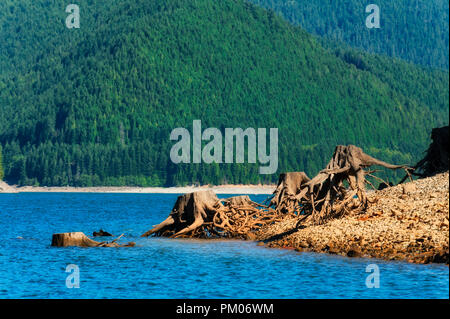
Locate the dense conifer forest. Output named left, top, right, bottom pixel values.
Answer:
left=0, top=0, right=448, bottom=186
left=249, top=0, right=449, bottom=69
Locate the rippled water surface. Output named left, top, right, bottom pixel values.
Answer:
left=0, top=193, right=448, bottom=299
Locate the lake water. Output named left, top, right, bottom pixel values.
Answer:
left=0, top=193, right=448, bottom=299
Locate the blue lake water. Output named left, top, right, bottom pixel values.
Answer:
left=0, top=193, right=448, bottom=299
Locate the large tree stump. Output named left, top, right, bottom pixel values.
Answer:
left=269, top=172, right=310, bottom=214
left=141, top=190, right=219, bottom=238
left=141, top=191, right=283, bottom=239
left=51, top=232, right=135, bottom=247
left=269, top=145, right=409, bottom=225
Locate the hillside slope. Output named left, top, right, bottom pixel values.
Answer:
left=249, top=0, right=449, bottom=69
left=0, top=0, right=448, bottom=186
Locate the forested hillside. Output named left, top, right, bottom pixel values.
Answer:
left=0, top=0, right=448, bottom=187
left=249, top=0, right=449, bottom=69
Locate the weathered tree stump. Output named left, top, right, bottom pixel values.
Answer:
left=141, top=191, right=283, bottom=239
left=51, top=232, right=135, bottom=247
left=269, top=172, right=310, bottom=214
left=144, top=145, right=410, bottom=238
left=93, top=229, right=112, bottom=237
left=269, top=145, right=410, bottom=225
left=52, top=232, right=99, bottom=247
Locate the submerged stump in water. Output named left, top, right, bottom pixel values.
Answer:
left=51, top=232, right=135, bottom=247
left=269, top=172, right=310, bottom=214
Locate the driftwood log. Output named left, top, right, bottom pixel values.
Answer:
left=51, top=232, right=135, bottom=247
left=269, top=145, right=410, bottom=225
left=141, top=191, right=284, bottom=239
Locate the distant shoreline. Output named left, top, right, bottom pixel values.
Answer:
left=2, top=183, right=276, bottom=195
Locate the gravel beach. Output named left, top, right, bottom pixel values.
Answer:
left=257, top=172, right=449, bottom=264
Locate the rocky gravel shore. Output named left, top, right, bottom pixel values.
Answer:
left=257, top=172, right=449, bottom=264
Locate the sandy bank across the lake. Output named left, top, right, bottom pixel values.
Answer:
left=6, top=184, right=276, bottom=195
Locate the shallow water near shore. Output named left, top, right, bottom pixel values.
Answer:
left=0, top=193, right=448, bottom=299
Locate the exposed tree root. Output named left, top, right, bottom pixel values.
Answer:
left=93, top=229, right=112, bottom=237
left=141, top=191, right=218, bottom=238
left=141, top=191, right=285, bottom=239
left=268, top=172, right=310, bottom=214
